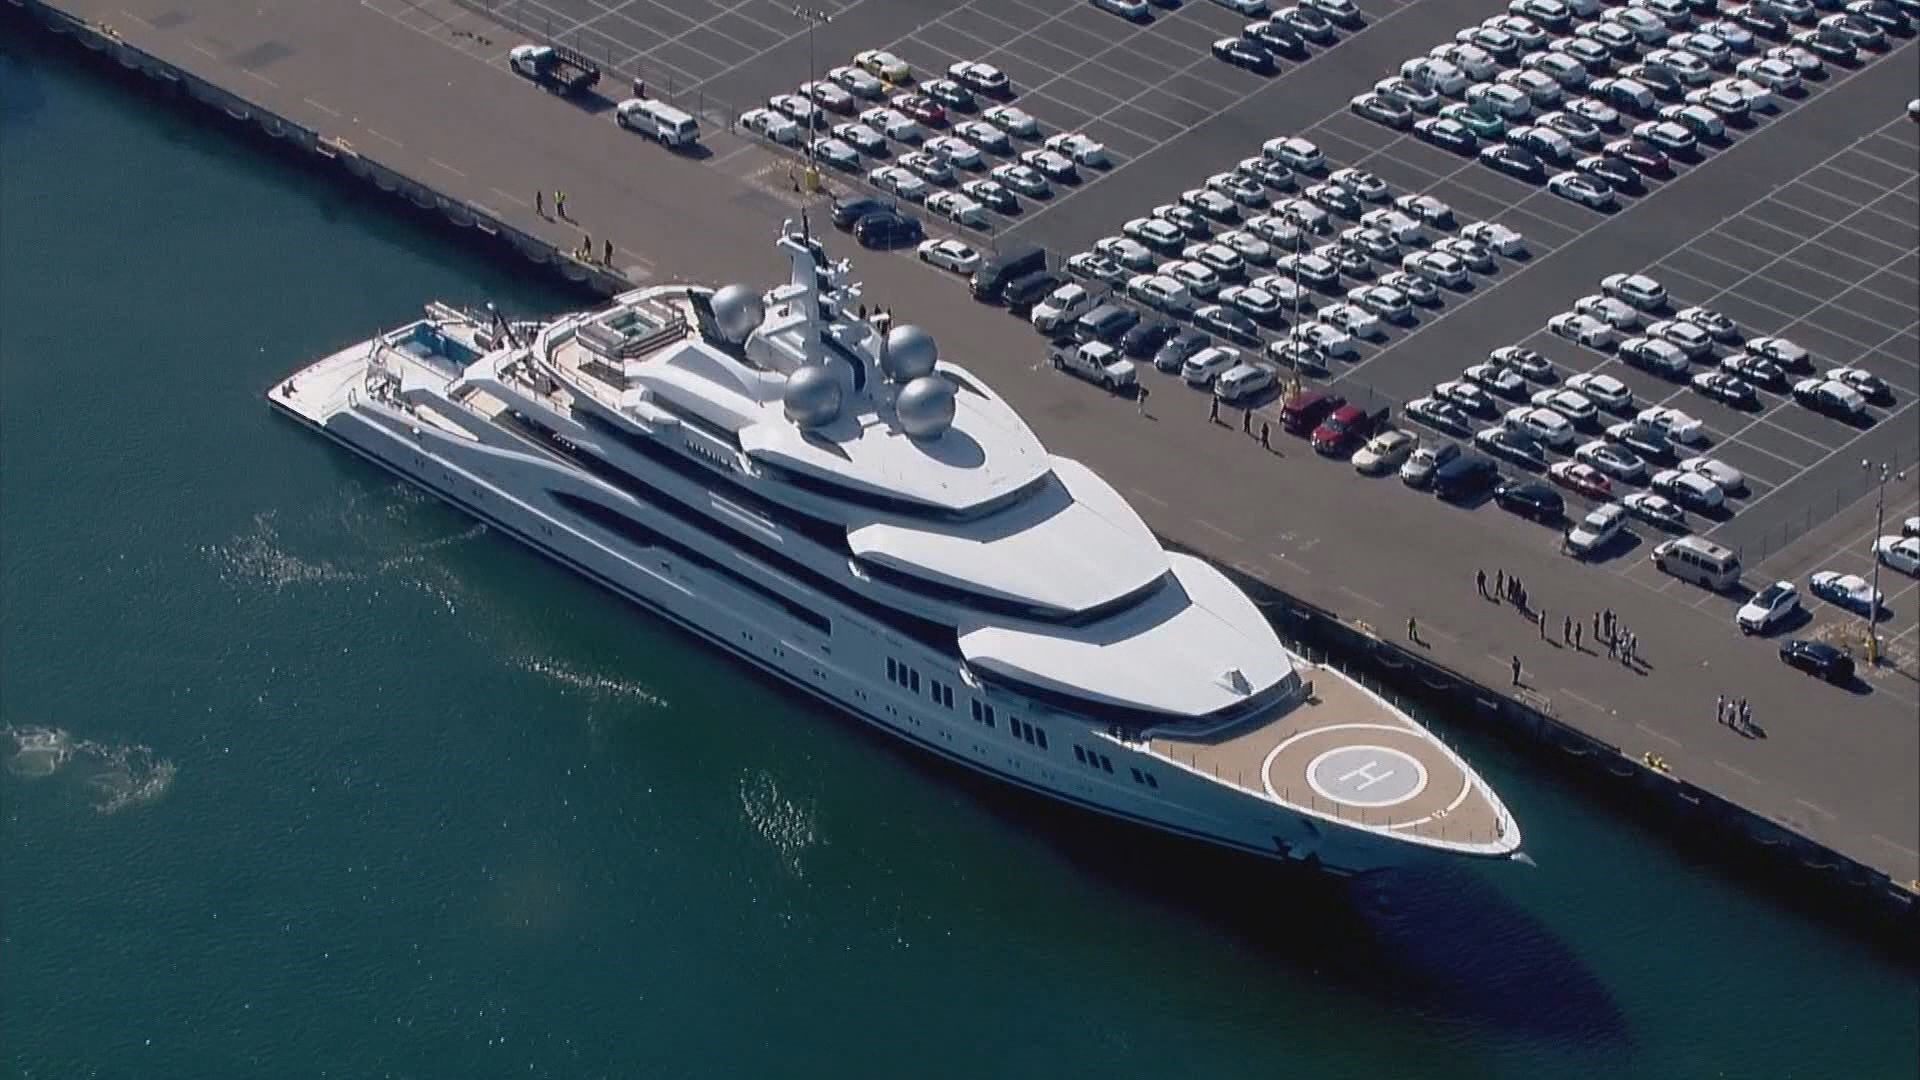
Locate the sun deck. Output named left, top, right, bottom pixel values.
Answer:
left=1147, top=666, right=1514, bottom=853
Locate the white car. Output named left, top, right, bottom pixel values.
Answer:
left=1638, top=405, right=1706, bottom=444
left=832, top=122, right=887, bottom=155
left=1046, top=132, right=1110, bottom=167
left=1575, top=293, right=1642, bottom=331
left=1094, top=236, right=1154, bottom=271
left=866, top=165, right=928, bottom=202
left=1436, top=380, right=1496, bottom=416
left=1749, top=336, right=1809, bottom=371
left=1809, top=570, right=1882, bottom=613
left=1182, top=345, right=1241, bottom=386
left=1506, top=405, right=1577, bottom=448
left=925, top=135, right=984, bottom=170
left=1567, top=371, right=1633, bottom=411
left=1549, top=171, right=1617, bottom=210
left=1353, top=430, right=1418, bottom=474
left=983, top=104, right=1040, bottom=137
left=1031, top=283, right=1100, bottom=334
left=1567, top=501, right=1629, bottom=557
left=1215, top=362, right=1276, bottom=403
left=926, top=190, right=987, bottom=227
left=1622, top=491, right=1685, bottom=530
left=859, top=106, right=922, bottom=142
left=1277, top=320, right=1348, bottom=358
left=1681, top=455, right=1744, bottom=493
left=1220, top=284, right=1282, bottom=322
left=1498, top=67, right=1566, bottom=108
left=1466, top=363, right=1527, bottom=398
left=1404, top=250, right=1469, bottom=288
left=1165, top=259, right=1223, bottom=299
left=1469, top=81, right=1535, bottom=120
left=1209, top=172, right=1269, bottom=208
left=801, top=80, right=856, bottom=114
left=1182, top=188, right=1240, bottom=220
left=741, top=107, right=802, bottom=145
left=1461, top=221, right=1526, bottom=257
left=1216, top=230, right=1273, bottom=265
left=1129, top=273, right=1192, bottom=314
left=853, top=49, right=911, bottom=83
left=828, top=65, right=886, bottom=100
left=1347, top=284, right=1411, bottom=322
left=1401, top=442, right=1462, bottom=486
left=1738, top=582, right=1802, bottom=635
left=917, top=238, right=981, bottom=273
left=1329, top=167, right=1391, bottom=202
left=1185, top=242, right=1246, bottom=280
left=1601, top=271, right=1667, bottom=310
left=1431, top=42, right=1498, bottom=80
left=1022, top=148, right=1080, bottom=182
left=1876, top=536, right=1920, bottom=577
left=992, top=163, right=1051, bottom=197
left=1739, top=53, right=1802, bottom=91
left=1361, top=208, right=1424, bottom=244
left=1211, top=0, right=1269, bottom=13
left=1533, top=388, right=1596, bottom=424
left=954, top=119, right=1011, bottom=154
left=1550, top=311, right=1617, bottom=348
left=1576, top=439, right=1647, bottom=482
left=768, top=93, right=823, bottom=129
left=1319, top=303, right=1381, bottom=340
left=947, top=60, right=1009, bottom=95
left=1648, top=318, right=1715, bottom=359
left=1394, top=193, right=1455, bottom=228
left=1264, top=136, right=1325, bottom=173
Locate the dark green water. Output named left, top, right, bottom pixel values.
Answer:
left=1, top=38, right=1914, bottom=1080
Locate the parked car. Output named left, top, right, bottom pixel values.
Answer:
left=1809, top=569, right=1881, bottom=614
left=1779, top=639, right=1855, bottom=684
left=1623, top=491, right=1686, bottom=531
left=1495, top=478, right=1566, bottom=521
left=1400, top=441, right=1461, bottom=487
left=1566, top=501, right=1629, bottom=555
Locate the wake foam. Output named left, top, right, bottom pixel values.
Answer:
left=737, top=769, right=817, bottom=878
left=511, top=656, right=669, bottom=710
left=3, top=725, right=177, bottom=814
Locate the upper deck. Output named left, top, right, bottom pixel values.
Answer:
left=1148, top=665, right=1516, bottom=855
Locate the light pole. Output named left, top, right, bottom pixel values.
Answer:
left=1862, top=459, right=1904, bottom=665
left=793, top=6, right=831, bottom=192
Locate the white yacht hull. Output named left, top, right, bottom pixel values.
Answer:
left=270, top=351, right=1445, bottom=877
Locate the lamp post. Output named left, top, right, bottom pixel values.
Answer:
left=793, top=6, right=831, bottom=192
left=1862, top=459, right=1904, bottom=665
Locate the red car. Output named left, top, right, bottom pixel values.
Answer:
left=1549, top=460, right=1612, bottom=500
left=1282, top=390, right=1345, bottom=437
left=891, top=93, right=945, bottom=126
left=1310, top=402, right=1389, bottom=455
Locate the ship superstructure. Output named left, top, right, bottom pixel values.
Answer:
left=270, top=221, right=1520, bottom=873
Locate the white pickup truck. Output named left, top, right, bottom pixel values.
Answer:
left=1047, top=341, right=1137, bottom=391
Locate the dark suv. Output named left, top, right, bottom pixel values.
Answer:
left=1779, top=639, right=1854, bottom=684
left=1494, top=479, right=1564, bottom=523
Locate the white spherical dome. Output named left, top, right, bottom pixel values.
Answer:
left=896, top=375, right=955, bottom=440
left=711, top=283, right=764, bottom=343
left=883, top=324, right=938, bottom=381
left=782, top=364, right=843, bottom=428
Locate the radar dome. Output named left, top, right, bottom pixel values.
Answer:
left=711, top=284, right=764, bottom=343
left=883, top=324, right=938, bottom=381
left=782, top=364, right=843, bottom=428
left=896, top=375, right=956, bottom=440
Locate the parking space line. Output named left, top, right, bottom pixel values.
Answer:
left=1847, top=140, right=1920, bottom=175
left=1007, top=0, right=1440, bottom=238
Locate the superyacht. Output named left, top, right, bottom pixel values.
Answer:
left=271, top=221, right=1520, bottom=874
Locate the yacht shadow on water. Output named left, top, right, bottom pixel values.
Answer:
left=935, top=760, right=1628, bottom=1048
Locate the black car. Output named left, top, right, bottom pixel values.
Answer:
left=1212, top=37, right=1279, bottom=74
left=1418, top=118, right=1479, bottom=154
left=1001, top=270, right=1062, bottom=314
left=967, top=181, right=1018, bottom=213
left=1577, top=154, right=1644, bottom=192
left=1123, top=317, right=1179, bottom=358
left=1352, top=93, right=1414, bottom=129
left=1433, top=453, right=1499, bottom=501
left=1797, top=26, right=1859, bottom=61
left=1628, top=63, right=1684, bottom=98
left=831, top=196, right=892, bottom=230
left=1779, top=639, right=1855, bottom=683
left=1694, top=372, right=1760, bottom=408
left=1195, top=304, right=1262, bottom=347
left=1153, top=329, right=1212, bottom=372
left=1245, top=21, right=1308, bottom=57
left=1277, top=6, right=1338, bottom=42
left=925, top=79, right=976, bottom=111
left=1737, top=5, right=1791, bottom=37
left=1494, top=479, right=1566, bottom=522
left=1850, top=1, right=1910, bottom=32
left=1824, top=12, right=1888, bottom=47
left=1480, top=144, right=1546, bottom=181
left=853, top=210, right=923, bottom=249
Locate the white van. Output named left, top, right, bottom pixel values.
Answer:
left=1652, top=536, right=1742, bottom=592
left=618, top=98, right=700, bottom=147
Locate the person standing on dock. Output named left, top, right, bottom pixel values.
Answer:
left=1407, top=615, right=1419, bottom=644
left=1242, top=407, right=1253, bottom=435
left=535, top=190, right=544, bottom=218
left=1538, top=608, right=1548, bottom=640
left=1562, top=614, right=1572, bottom=644
left=1740, top=699, right=1752, bottom=732
left=1572, top=622, right=1581, bottom=651
left=1208, top=395, right=1220, bottom=424
left=1137, top=383, right=1150, bottom=417
left=1511, top=655, right=1522, bottom=686
left=603, top=238, right=614, bottom=265
left=1476, top=568, right=1487, bottom=599
left=1260, top=420, right=1271, bottom=449
left=1606, top=631, right=1618, bottom=660
left=1495, top=569, right=1505, bottom=602
left=1717, top=693, right=1728, bottom=725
